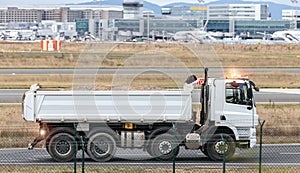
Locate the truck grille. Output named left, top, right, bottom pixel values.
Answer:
left=237, top=128, right=250, bottom=137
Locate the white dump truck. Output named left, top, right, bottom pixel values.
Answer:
left=22, top=68, right=259, bottom=162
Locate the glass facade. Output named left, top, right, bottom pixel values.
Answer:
left=75, top=19, right=89, bottom=36
left=206, top=20, right=230, bottom=32
left=205, top=20, right=291, bottom=37
left=114, top=19, right=202, bottom=35
left=76, top=18, right=296, bottom=40
left=162, top=6, right=207, bottom=20
left=114, top=19, right=141, bottom=32
left=235, top=20, right=291, bottom=36
left=143, top=19, right=201, bottom=34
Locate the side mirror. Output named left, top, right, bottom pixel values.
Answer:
left=247, top=102, right=253, bottom=110
left=247, top=88, right=253, bottom=98
left=185, top=75, right=197, bottom=84
left=247, top=88, right=253, bottom=110
left=249, top=80, right=259, bottom=92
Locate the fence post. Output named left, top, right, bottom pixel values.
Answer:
left=172, top=123, right=176, bottom=173
left=73, top=123, right=78, bottom=173
left=259, top=120, right=266, bottom=173
left=221, top=134, right=226, bottom=173
left=80, top=136, right=85, bottom=173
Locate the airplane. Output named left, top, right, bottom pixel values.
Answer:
left=171, top=30, right=208, bottom=42
left=271, top=30, right=300, bottom=43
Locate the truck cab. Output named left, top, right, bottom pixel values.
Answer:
left=192, top=71, right=259, bottom=161
left=210, top=77, right=258, bottom=143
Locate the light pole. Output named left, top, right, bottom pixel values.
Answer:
left=291, top=0, right=298, bottom=29
left=197, top=0, right=205, bottom=28
left=4, top=9, right=7, bottom=28
left=147, top=12, right=150, bottom=41
left=152, top=30, right=155, bottom=41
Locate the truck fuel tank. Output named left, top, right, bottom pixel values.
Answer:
left=185, top=133, right=201, bottom=149
left=121, top=131, right=145, bottom=148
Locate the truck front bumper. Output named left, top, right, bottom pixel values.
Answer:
left=249, top=128, right=257, bottom=148
left=237, top=127, right=257, bottom=148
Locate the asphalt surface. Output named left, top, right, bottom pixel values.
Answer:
left=0, top=144, right=299, bottom=168
left=1, top=68, right=300, bottom=75
left=0, top=89, right=26, bottom=103
left=254, top=89, right=300, bottom=103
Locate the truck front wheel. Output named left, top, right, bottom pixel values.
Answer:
left=206, top=133, right=235, bottom=161
left=201, top=144, right=208, bottom=156
left=48, top=133, right=76, bottom=162
left=150, top=133, right=179, bottom=161
left=87, top=132, right=116, bottom=162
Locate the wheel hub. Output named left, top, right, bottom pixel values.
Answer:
left=55, top=140, right=71, bottom=155
left=159, top=141, right=172, bottom=155
left=92, top=137, right=110, bottom=156
left=214, top=141, right=228, bottom=154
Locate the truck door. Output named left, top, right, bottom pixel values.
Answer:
left=222, top=81, right=254, bottom=127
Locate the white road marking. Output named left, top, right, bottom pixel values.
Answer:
left=260, top=89, right=300, bottom=94
left=280, top=153, right=300, bottom=155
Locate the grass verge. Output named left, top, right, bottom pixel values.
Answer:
left=1, top=42, right=300, bottom=68
left=1, top=72, right=300, bottom=89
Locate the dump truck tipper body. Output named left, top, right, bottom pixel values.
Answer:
left=23, top=90, right=192, bottom=123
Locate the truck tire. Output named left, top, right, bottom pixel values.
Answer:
left=201, top=144, right=208, bottom=156
left=45, top=127, right=75, bottom=155
left=46, top=140, right=50, bottom=154
left=48, top=132, right=76, bottom=162
left=87, top=132, right=116, bottom=162
left=150, top=133, right=179, bottom=161
left=206, top=133, right=235, bottom=161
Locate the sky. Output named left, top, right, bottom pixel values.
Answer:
left=0, top=0, right=297, bottom=7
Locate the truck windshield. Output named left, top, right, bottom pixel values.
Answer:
left=225, top=82, right=251, bottom=105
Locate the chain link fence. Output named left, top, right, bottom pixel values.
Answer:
left=0, top=122, right=299, bottom=173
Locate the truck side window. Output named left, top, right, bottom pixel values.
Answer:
left=225, top=83, right=250, bottom=105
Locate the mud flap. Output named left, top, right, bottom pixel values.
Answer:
left=28, top=136, right=44, bottom=150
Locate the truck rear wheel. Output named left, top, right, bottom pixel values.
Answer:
left=87, top=132, right=116, bottom=162
left=48, top=133, right=76, bottom=162
left=150, top=133, right=179, bottom=161
left=46, top=140, right=50, bottom=154
left=206, top=133, right=235, bottom=161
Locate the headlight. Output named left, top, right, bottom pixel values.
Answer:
left=39, top=129, right=47, bottom=137
left=250, top=128, right=256, bottom=137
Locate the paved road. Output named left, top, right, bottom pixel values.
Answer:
left=255, top=89, right=300, bottom=103
left=0, top=144, right=299, bottom=168
left=1, top=89, right=300, bottom=104
left=1, top=68, right=300, bottom=75
left=0, top=89, right=26, bottom=103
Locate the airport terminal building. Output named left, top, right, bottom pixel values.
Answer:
left=74, top=3, right=299, bottom=41
left=0, top=2, right=299, bottom=41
